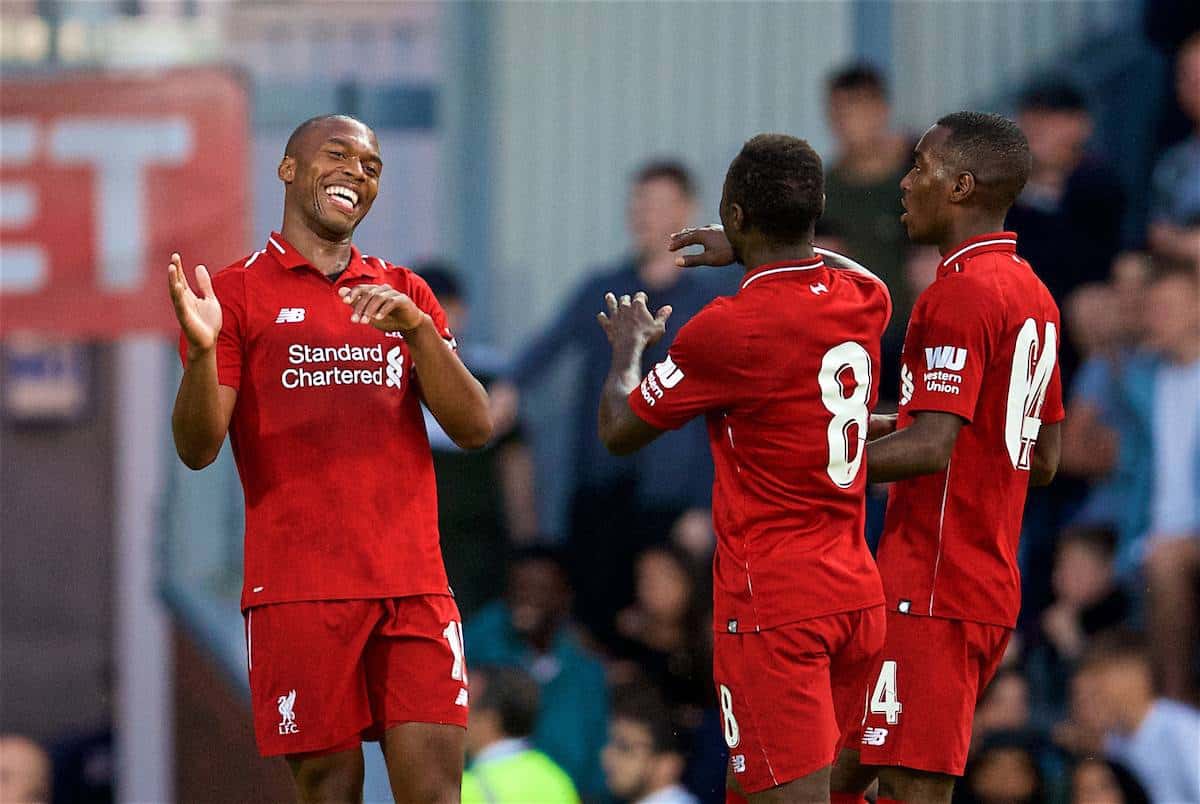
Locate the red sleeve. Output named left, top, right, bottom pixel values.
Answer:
left=176, top=267, right=245, bottom=391
left=627, top=302, right=746, bottom=431
left=403, top=271, right=457, bottom=348
left=905, top=278, right=991, bottom=422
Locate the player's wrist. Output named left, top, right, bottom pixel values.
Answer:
left=397, top=312, right=433, bottom=337
left=185, top=341, right=216, bottom=363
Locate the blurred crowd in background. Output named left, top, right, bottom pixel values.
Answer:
left=2, top=2, right=1199, bottom=804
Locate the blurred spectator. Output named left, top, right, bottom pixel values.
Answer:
left=1040, top=527, right=1131, bottom=665
left=1007, top=78, right=1127, bottom=383
left=462, top=666, right=580, bottom=804
left=1138, top=266, right=1200, bottom=702
left=489, top=160, right=731, bottom=645
left=821, top=63, right=912, bottom=403
left=1062, top=630, right=1200, bottom=803
left=0, top=735, right=50, bottom=804
left=1148, top=31, right=1200, bottom=263
left=1071, top=757, right=1151, bottom=804
left=971, top=670, right=1032, bottom=757
left=957, top=732, right=1045, bottom=804
left=466, top=546, right=609, bottom=801
left=414, top=260, right=539, bottom=615
left=601, top=687, right=699, bottom=804
left=1058, top=266, right=1153, bottom=575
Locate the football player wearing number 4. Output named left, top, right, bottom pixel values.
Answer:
left=599, top=134, right=893, bottom=803
left=671, top=113, right=1064, bottom=804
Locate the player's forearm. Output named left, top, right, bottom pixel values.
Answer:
left=172, top=348, right=228, bottom=469
left=866, top=412, right=962, bottom=483
left=404, top=316, right=493, bottom=450
left=598, top=343, right=645, bottom=455
left=868, top=413, right=898, bottom=441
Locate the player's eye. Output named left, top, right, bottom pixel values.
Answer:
left=328, top=150, right=346, bottom=159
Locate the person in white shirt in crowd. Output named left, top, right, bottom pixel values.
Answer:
left=602, top=687, right=700, bottom=804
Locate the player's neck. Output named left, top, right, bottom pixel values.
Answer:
left=741, top=242, right=816, bottom=273
left=280, top=215, right=354, bottom=276
left=938, top=215, right=1010, bottom=256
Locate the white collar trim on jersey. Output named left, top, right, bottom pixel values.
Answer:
left=940, top=237, right=1017, bottom=269
left=741, top=260, right=826, bottom=290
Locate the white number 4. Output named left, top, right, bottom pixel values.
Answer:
left=869, top=660, right=902, bottom=725
left=443, top=621, right=467, bottom=682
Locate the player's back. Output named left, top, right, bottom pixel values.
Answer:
left=676, top=257, right=890, bottom=633
left=880, top=233, right=1064, bottom=628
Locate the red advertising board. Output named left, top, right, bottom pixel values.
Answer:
left=0, top=69, right=249, bottom=336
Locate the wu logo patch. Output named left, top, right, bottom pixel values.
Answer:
left=385, top=346, right=404, bottom=389
left=653, top=355, right=685, bottom=389
left=924, top=345, right=967, bottom=371
left=275, top=308, right=306, bottom=324
left=900, top=364, right=914, bottom=406
left=277, top=690, right=299, bottom=735
left=862, top=727, right=889, bottom=746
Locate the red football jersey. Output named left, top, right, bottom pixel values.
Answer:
left=878, top=232, right=1064, bottom=628
left=178, top=233, right=457, bottom=610
left=628, top=257, right=890, bottom=633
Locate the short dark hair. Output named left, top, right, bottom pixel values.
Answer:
left=474, top=665, right=541, bottom=738
left=724, top=134, right=824, bottom=243
left=827, top=63, right=889, bottom=99
left=1078, top=628, right=1150, bottom=673
left=1018, top=78, right=1089, bottom=113
left=633, top=159, right=697, bottom=199
left=1058, top=525, right=1118, bottom=559
left=611, top=684, right=679, bottom=755
left=934, top=111, right=1031, bottom=211
left=284, top=114, right=365, bottom=157
left=412, top=259, right=463, bottom=302
left=507, top=543, right=569, bottom=574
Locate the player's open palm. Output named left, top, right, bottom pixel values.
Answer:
left=168, top=252, right=221, bottom=353
left=339, top=284, right=425, bottom=333
left=597, top=291, right=672, bottom=352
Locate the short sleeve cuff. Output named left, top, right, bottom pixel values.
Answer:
left=627, top=384, right=680, bottom=431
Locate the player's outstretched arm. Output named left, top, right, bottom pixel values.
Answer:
left=865, top=410, right=964, bottom=483
left=597, top=292, right=669, bottom=455
left=169, top=253, right=237, bottom=469
left=667, top=225, right=736, bottom=268
left=1029, top=421, right=1061, bottom=487
left=340, top=284, right=492, bottom=450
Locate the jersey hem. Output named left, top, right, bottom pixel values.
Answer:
left=713, top=596, right=885, bottom=633
left=886, top=604, right=1016, bottom=631
left=241, top=588, right=454, bottom=612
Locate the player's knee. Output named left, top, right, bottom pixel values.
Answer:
left=392, top=773, right=459, bottom=804
left=289, top=754, right=362, bottom=803
left=878, top=767, right=954, bottom=804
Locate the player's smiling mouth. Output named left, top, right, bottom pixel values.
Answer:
left=323, top=183, right=360, bottom=214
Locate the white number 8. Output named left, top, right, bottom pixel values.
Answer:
left=819, top=342, right=873, bottom=488
left=1005, top=319, right=1056, bottom=470
left=719, top=684, right=740, bottom=748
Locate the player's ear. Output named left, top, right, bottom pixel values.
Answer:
left=950, top=171, right=975, bottom=204
left=278, top=156, right=296, bottom=184
left=728, top=202, right=746, bottom=234
left=819, top=192, right=827, bottom=218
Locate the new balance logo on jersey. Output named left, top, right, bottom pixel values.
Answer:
left=277, top=690, right=299, bottom=735
left=275, top=308, right=306, bottom=324
left=810, top=282, right=829, bottom=295
left=862, top=727, right=889, bottom=746
left=924, top=345, right=967, bottom=371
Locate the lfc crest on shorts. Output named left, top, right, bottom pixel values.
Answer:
left=277, top=689, right=299, bottom=735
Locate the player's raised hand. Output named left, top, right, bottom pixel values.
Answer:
left=667, top=225, right=735, bottom=268
left=597, top=291, right=672, bottom=351
left=339, top=284, right=426, bottom=333
left=168, top=253, right=221, bottom=354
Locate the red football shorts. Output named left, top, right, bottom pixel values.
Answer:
left=714, top=606, right=885, bottom=795
left=244, top=595, right=469, bottom=758
left=853, top=610, right=1011, bottom=776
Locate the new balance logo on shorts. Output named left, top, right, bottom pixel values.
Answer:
left=862, top=727, right=888, bottom=746
left=455, top=688, right=469, bottom=707
left=275, top=307, right=306, bottom=324
left=730, top=754, right=746, bottom=773
left=277, top=689, right=299, bottom=735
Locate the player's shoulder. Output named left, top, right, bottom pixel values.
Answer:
left=361, top=254, right=427, bottom=290
left=675, top=295, right=739, bottom=343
